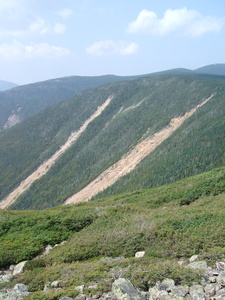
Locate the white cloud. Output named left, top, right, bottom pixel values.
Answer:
left=29, top=18, right=66, bottom=35
left=29, top=18, right=48, bottom=35
left=57, top=8, right=73, bottom=19
left=53, top=23, right=67, bottom=34
left=0, top=40, right=70, bottom=60
left=187, top=16, right=225, bottom=36
left=127, top=7, right=225, bottom=36
left=86, top=40, right=139, bottom=55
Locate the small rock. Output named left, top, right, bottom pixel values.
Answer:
left=156, top=290, right=169, bottom=299
left=189, top=255, right=199, bottom=263
left=99, top=292, right=117, bottom=300
left=149, top=286, right=159, bottom=298
left=9, top=265, right=15, bottom=271
left=60, top=241, right=67, bottom=246
left=75, top=294, right=86, bottom=300
left=0, top=274, right=14, bottom=282
left=204, top=283, right=217, bottom=297
left=59, top=297, right=74, bottom=300
left=135, top=251, right=145, bottom=258
left=43, top=282, right=51, bottom=292
left=161, top=278, right=175, bottom=292
left=44, top=244, right=53, bottom=255
left=208, top=276, right=217, bottom=283
left=13, top=283, right=29, bottom=293
left=88, top=283, right=98, bottom=290
left=75, top=285, right=85, bottom=293
left=51, top=280, right=62, bottom=288
left=92, top=294, right=101, bottom=299
left=216, top=262, right=225, bottom=271
left=217, top=272, right=225, bottom=286
left=13, top=261, right=27, bottom=275
left=214, top=287, right=225, bottom=298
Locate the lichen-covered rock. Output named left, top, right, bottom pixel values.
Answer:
left=186, top=260, right=208, bottom=271
left=189, top=255, right=199, bottom=263
left=0, top=275, right=14, bottom=283
left=51, top=280, right=62, bottom=288
left=148, top=286, right=158, bottom=299
left=214, top=287, right=225, bottom=299
left=13, top=261, right=27, bottom=275
left=75, top=285, right=84, bottom=293
left=75, top=294, right=86, bottom=300
left=160, top=278, right=175, bottom=291
left=189, top=284, right=205, bottom=299
left=217, top=271, right=225, bottom=286
left=204, top=283, right=220, bottom=298
left=112, top=278, right=142, bottom=300
left=99, top=292, right=117, bottom=300
left=0, top=284, right=29, bottom=299
left=171, top=285, right=189, bottom=297
left=135, top=251, right=145, bottom=258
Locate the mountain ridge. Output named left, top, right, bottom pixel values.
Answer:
left=1, top=72, right=225, bottom=210
left=0, top=74, right=137, bottom=130
left=0, top=79, right=18, bottom=91
left=1, top=63, right=225, bottom=131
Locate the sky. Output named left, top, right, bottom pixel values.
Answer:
left=0, top=0, right=225, bottom=85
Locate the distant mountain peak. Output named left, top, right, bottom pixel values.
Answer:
left=194, top=63, right=225, bottom=76
left=0, top=79, right=18, bottom=91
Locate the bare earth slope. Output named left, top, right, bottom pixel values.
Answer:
left=0, top=97, right=112, bottom=209
left=65, top=94, right=214, bottom=205
left=0, top=94, right=214, bottom=209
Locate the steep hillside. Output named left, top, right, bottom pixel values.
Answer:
left=1, top=73, right=225, bottom=210
left=0, top=74, right=136, bottom=130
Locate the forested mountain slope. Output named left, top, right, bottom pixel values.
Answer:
left=194, top=63, right=225, bottom=76
left=1, top=73, right=225, bottom=210
left=1, top=64, right=225, bottom=131
left=0, top=74, right=136, bottom=130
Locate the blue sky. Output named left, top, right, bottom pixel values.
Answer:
left=0, top=0, right=225, bottom=84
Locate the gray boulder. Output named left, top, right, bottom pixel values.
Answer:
left=186, top=260, right=208, bottom=271
left=157, top=278, right=175, bottom=292
left=112, top=278, right=142, bottom=300
left=171, top=285, right=189, bottom=297
left=214, top=287, right=225, bottom=298
left=0, top=284, right=29, bottom=299
left=189, top=284, right=205, bottom=300
left=204, top=283, right=220, bottom=298
left=75, top=295, right=86, bottom=300
left=13, top=261, right=27, bottom=275
left=217, top=271, right=225, bottom=286
left=0, top=275, right=14, bottom=283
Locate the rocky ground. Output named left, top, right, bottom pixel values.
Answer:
left=1, top=254, right=225, bottom=299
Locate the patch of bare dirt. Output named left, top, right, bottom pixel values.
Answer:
left=65, top=94, right=215, bottom=205
left=0, top=97, right=113, bottom=209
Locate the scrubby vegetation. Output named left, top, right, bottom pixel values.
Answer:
left=1, top=166, right=225, bottom=298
